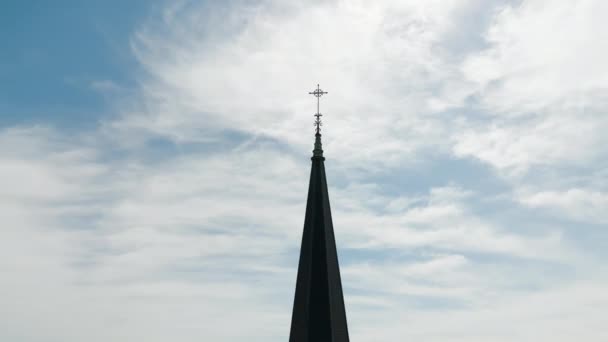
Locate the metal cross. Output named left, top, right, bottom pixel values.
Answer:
left=309, top=84, right=328, bottom=134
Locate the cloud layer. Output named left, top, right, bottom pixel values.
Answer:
left=1, top=1, right=607, bottom=341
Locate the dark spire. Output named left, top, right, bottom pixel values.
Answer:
left=289, top=85, right=350, bottom=342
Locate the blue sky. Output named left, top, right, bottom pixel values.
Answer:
left=1, top=1, right=607, bottom=341
left=0, top=1, right=155, bottom=128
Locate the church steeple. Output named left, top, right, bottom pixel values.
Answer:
left=288, top=85, right=350, bottom=342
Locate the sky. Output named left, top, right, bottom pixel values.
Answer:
left=1, top=0, right=607, bottom=341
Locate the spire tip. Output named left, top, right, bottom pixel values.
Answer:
left=309, top=84, right=327, bottom=158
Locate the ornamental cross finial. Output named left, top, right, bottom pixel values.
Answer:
left=309, top=84, right=328, bottom=135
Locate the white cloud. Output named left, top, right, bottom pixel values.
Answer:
left=452, top=105, right=608, bottom=175
left=112, top=0, right=491, bottom=168
left=518, top=188, right=608, bottom=224
left=450, top=0, right=608, bottom=175
left=0, top=126, right=300, bottom=341
left=462, top=0, right=608, bottom=113
left=351, top=280, right=608, bottom=342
